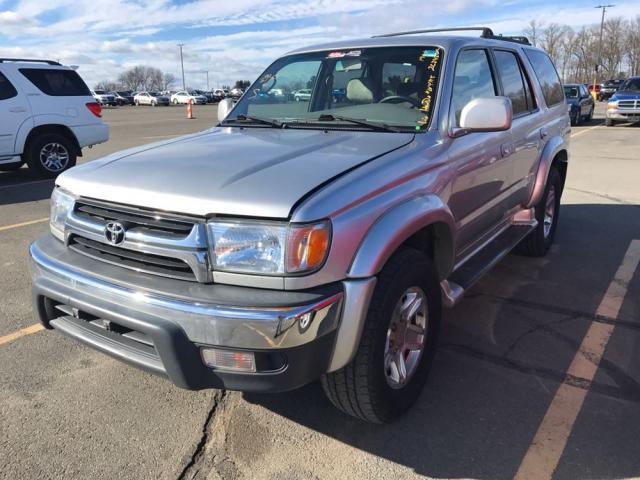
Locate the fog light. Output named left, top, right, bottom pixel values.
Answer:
left=201, top=348, right=256, bottom=372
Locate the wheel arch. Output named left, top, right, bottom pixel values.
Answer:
left=348, top=195, right=456, bottom=281
left=525, top=135, right=568, bottom=208
left=22, top=124, right=82, bottom=158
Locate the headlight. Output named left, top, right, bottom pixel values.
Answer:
left=208, top=220, right=330, bottom=275
left=50, top=188, right=75, bottom=241
left=607, top=100, right=618, bottom=110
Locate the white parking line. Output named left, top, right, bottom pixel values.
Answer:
left=0, top=217, right=48, bottom=232
left=514, top=239, right=640, bottom=480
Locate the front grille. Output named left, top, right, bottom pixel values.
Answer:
left=69, top=235, right=196, bottom=281
left=75, top=199, right=196, bottom=238
left=618, top=100, right=639, bottom=110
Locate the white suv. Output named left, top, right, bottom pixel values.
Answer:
left=0, top=58, right=109, bottom=178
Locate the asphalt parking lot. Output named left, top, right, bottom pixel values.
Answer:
left=1, top=104, right=638, bottom=480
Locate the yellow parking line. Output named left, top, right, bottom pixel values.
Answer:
left=0, top=217, right=48, bottom=232
left=514, top=239, right=640, bottom=480
left=571, top=124, right=601, bottom=138
left=0, top=323, right=44, bottom=346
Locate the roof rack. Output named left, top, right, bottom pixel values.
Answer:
left=372, top=27, right=531, bottom=45
left=0, top=58, right=61, bottom=65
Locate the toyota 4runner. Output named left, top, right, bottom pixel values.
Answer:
left=30, top=28, right=570, bottom=423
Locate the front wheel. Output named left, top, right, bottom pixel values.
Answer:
left=25, top=133, right=77, bottom=178
left=516, top=167, right=561, bottom=257
left=605, top=118, right=615, bottom=127
left=322, top=248, right=441, bottom=423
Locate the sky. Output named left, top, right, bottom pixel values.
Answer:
left=1, top=0, right=639, bottom=90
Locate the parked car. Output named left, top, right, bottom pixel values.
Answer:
left=563, top=83, right=594, bottom=125
left=211, top=89, right=226, bottom=101
left=229, top=87, right=244, bottom=99
left=171, top=91, right=207, bottom=105
left=0, top=58, right=108, bottom=177
left=599, top=79, right=625, bottom=101
left=111, top=91, right=133, bottom=106
left=605, top=76, right=640, bottom=127
left=30, top=28, right=570, bottom=423
left=294, top=88, right=311, bottom=101
left=133, top=91, right=170, bottom=106
left=92, top=90, right=116, bottom=106
left=587, top=83, right=602, bottom=98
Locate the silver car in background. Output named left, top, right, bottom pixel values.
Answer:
left=133, top=91, right=170, bottom=106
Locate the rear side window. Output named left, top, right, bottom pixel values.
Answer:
left=523, top=49, right=564, bottom=107
left=451, top=49, right=497, bottom=125
left=19, top=68, right=90, bottom=96
left=494, top=50, right=536, bottom=115
left=0, top=72, right=18, bottom=100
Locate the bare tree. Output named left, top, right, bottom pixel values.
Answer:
left=524, top=19, right=544, bottom=47
left=94, top=80, right=118, bottom=91
left=162, top=73, right=176, bottom=91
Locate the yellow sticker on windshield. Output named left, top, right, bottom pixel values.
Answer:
left=416, top=48, right=442, bottom=129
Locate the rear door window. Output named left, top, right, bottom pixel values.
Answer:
left=523, top=49, right=564, bottom=106
left=451, top=49, right=497, bottom=125
left=494, top=50, right=536, bottom=115
left=19, top=68, right=91, bottom=96
left=0, top=72, right=18, bottom=100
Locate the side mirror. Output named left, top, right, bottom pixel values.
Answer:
left=451, top=97, right=512, bottom=137
left=217, top=98, right=234, bottom=123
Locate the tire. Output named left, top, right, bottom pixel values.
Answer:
left=151, top=101, right=157, bottom=107
left=570, top=109, right=580, bottom=126
left=134, top=99, right=139, bottom=106
left=172, top=99, right=178, bottom=105
left=515, top=167, right=561, bottom=257
left=25, top=133, right=77, bottom=178
left=0, top=161, right=24, bottom=172
left=321, top=248, right=441, bottom=423
left=605, top=118, right=615, bottom=127
left=586, top=106, right=594, bottom=122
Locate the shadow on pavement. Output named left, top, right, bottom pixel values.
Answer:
left=244, top=203, right=640, bottom=480
left=0, top=167, right=54, bottom=205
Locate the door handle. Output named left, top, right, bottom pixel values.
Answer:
left=500, top=143, right=514, bottom=157
left=540, top=128, right=549, bottom=139
left=9, top=107, right=26, bottom=113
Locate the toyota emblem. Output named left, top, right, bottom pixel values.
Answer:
left=104, top=221, right=126, bottom=246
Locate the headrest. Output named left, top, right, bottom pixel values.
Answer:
left=346, top=78, right=374, bottom=103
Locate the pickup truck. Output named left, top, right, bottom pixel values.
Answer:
left=30, top=28, right=570, bottom=423
left=606, top=76, right=640, bottom=127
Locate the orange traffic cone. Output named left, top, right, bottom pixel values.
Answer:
left=187, top=99, right=194, bottom=119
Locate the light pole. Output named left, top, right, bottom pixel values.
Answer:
left=177, top=43, right=186, bottom=90
left=205, top=70, right=209, bottom=90
left=592, top=4, right=614, bottom=100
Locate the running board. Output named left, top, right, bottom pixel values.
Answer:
left=440, top=223, right=536, bottom=307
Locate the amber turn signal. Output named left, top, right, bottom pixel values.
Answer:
left=287, top=222, right=331, bottom=273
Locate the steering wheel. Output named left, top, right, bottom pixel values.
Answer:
left=379, top=95, right=421, bottom=108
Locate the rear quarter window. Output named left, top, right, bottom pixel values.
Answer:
left=19, top=68, right=91, bottom=96
left=0, top=72, right=18, bottom=100
left=523, top=49, right=564, bottom=107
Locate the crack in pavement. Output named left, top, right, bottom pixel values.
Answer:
left=177, top=390, right=228, bottom=480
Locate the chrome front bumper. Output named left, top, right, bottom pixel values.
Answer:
left=29, top=235, right=375, bottom=390
left=606, top=108, right=640, bottom=121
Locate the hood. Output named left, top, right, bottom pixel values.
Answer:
left=58, top=127, right=414, bottom=218
left=612, top=91, right=640, bottom=100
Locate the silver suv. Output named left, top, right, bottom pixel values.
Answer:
left=30, top=28, right=570, bottom=423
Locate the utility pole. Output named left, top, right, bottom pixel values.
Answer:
left=177, top=43, right=186, bottom=90
left=592, top=4, right=614, bottom=100
left=205, top=70, right=209, bottom=90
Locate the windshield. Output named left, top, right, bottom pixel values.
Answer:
left=620, top=78, right=640, bottom=91
left=225, top=46, right=444, bottom=132
left=563, top=86, right=579, bottom=98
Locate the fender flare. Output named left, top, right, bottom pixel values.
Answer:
left=348, top=194, right=456, bottom=280
left=14, top=115, right=80, bottom=156
left=525, top=135, right=568, bottom=208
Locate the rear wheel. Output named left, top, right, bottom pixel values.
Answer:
left=321, top=248, right=441, bottom=423
left=570, top=109, right=580, bottom=126
left=516, top=167, right=561, bottom=257
left=25, top=133, right=76, bottom=178
left=583, top=106, right=594, bottom=122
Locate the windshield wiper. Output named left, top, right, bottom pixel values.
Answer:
left=223, top=114, right=283, bottom=128
left=312, top=114, right=403, bottom=132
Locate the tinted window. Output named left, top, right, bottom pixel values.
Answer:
left=19, top=68, right=90, bottom=96
left=494, top=50, right=536, bottom=115
left=0, top=72, right=18, bottom=100
left=452, top=49, right=497, bottom=125
left=524, top=49, right=563, bottom=106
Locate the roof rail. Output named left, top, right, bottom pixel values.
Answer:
left=0, top=58, right=61, bottom=66
left=372, top=27, right=532, bottom=45
left=373, top=27, right=495, bottom=38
